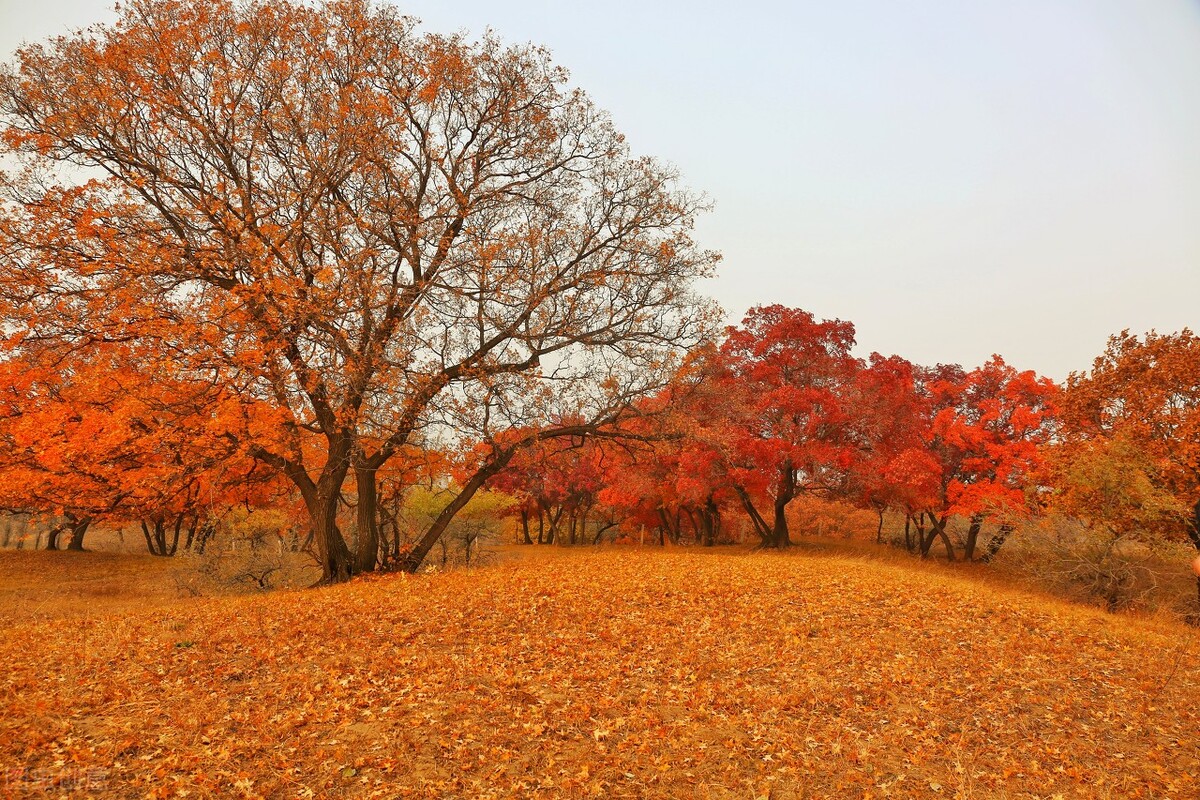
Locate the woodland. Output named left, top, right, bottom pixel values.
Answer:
left=0, top=0, right=1197, bottom=614
left=1, top=1, right=1199, bottom=797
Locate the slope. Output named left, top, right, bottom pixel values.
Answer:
left=0, top=549, right=1195, bottom=798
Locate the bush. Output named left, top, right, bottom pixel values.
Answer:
left=175, top=510, right=318, bottom=595
left=1000, top=516, right=1197, bottom=617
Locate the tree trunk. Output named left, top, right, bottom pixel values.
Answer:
left=771, top=462, right=795, bottom=548
left=520, top=508, right=532, bottom=545
left=45, top=524, right=65, bottom=551
left=1188, top=497, right=1200, bottom=619
left=875, top=506, right=885, bottom=545
left=305, top=489, right=353, bottom=584
left=400, top=451, right=515, bottom=573
left=920, top=513, right=955, bottom=561
left=196, top=521, right=215, bottom=555
left=657, top=507, right=680, bottom=545
left=141, top=520, right=155, bottom=555
left=734, top=484, right=772, bottom=546
left=963, top=513, right=984, bottom=561
left=980, top=523, right=1013, bottom=563
left=257, top=432, right=354, bottom=583
left=66, top=516, right=91, bottom=551
left=353, top=463, right=380, bottom=574
left=919, top=525, right=935, bottom=557
left=681, top=506, right=699, bottom=544
left=167, top=513, right=183, bottom=556
left=592, top=520, right=617, bottom=544
left=545, top=505, right=563, bottom=545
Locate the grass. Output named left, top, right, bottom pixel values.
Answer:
left=0, top=547, right=1196, bottom=798
left=0, top=550, right=185, bottom=624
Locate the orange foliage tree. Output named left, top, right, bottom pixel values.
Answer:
left=0, top=0, right=717, bottom=581
left=0, top=338, right=279, bottom=553
left=1059, top=330, right=1200, bottom=609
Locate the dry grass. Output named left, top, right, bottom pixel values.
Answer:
left=0, top=551, right=185, bottom=625
left=0, top=548, right=1196, bottom=798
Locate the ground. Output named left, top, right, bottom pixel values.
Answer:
left=0, top=547, right=1196, bottom=799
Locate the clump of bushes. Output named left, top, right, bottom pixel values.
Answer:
left=175, top=509, right=318, bottom=595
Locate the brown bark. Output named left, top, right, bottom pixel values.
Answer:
left=771, top=462, right=796, bottom=549
left=140, top=515, right=184, bottom=557
left=307, top=492, right=353, bottom=583
left=734, top=484, right=772, bottom=546
left=45, top=524, right=65, bottom=551
left=963, top=513, right=984, bottom=561
left=920, top=513, right=955, bottom=561
left=657, top=507, right=673, bottom=546
left=980, top=523, right=1013, bottom=563
left=353, top=462, right=380, bottom=574
left=66, top=516, right=91, bottom=551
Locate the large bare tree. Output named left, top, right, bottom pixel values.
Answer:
left=0, top=0, right=718, bottom=581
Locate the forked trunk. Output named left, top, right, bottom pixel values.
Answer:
left=770, top=462, right=796, bottom=549
left=734, top=484, right=773, bottom=547
left=921, top=513, right=955, bottom=561
left=45, top=525, right=64, bottom=551
left=66, top=517, right=91, bottom=551
left=521, top=508, right=532, bottom=545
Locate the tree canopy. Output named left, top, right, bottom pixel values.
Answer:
left=0, top=0, right=718, bottom=581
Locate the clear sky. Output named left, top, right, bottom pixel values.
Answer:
left=3, top=0, right=1199, bottom=379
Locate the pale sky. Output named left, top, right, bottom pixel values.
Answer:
left=3, top=0, right=1199, bottom=379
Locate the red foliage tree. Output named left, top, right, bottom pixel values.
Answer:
left=717, top=306, right=864, bottom=548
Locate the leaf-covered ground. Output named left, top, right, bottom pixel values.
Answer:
left=1, top=548, right=1196, bottom=798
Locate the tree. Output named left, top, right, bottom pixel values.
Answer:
left=1059, top=329, right=1200, bottom=611
left=916, top=357, right=1058, bottom=561
left=489, top=434, right=611, bottom=546
left=0, top=0, right=717, bottom=582
left=718, top=306, right=863, bottom=548
left=0, top=337, right=279, bottom=554
left=842, top=353, right=932, bottom=543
